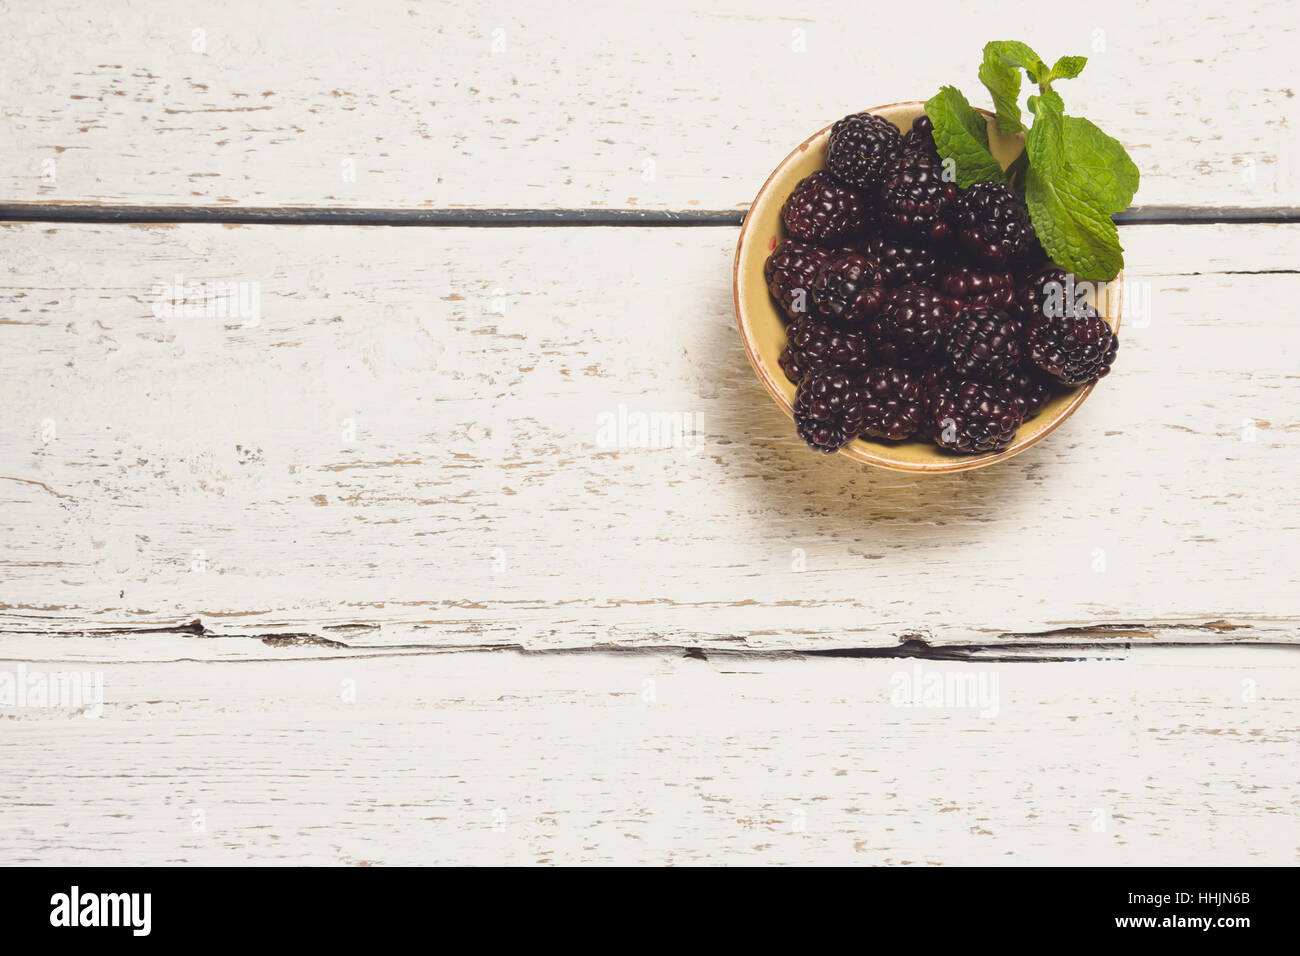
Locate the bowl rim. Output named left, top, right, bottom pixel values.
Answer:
left=732, top=100, right=1123, bottom=474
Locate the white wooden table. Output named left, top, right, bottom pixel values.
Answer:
left=1, top=0, right=1298, bottom=865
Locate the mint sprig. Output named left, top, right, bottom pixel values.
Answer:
left=928, top=40, right=1139, bottom=280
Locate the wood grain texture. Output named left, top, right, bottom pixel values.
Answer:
left=1, top=645, right=1296, bottom=865
left=4, top=1, right=1296, bottom=871
left=3, top=0, right=1297, bottom=209
left=1, top=221, right=1297, bottom=647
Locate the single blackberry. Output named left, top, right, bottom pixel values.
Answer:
left=940, top=266, right=1018, bottom=315
left=857, top=366, right=927, bottom=441
left=781, top=170, right=872, bottom=242
left=901, top=114, right=940, bottom=163
left=825, top=112, right=902, bottom=191
left=862, top=236, right=942, bottom=287
left=929, top=379, right=1025, bottom=455
left=951, top=181, right=1038, bottom=268
left=1018, top=266, right=1082, bottom=324
left=779, top=317, right=872, bottom=384
left=993, top=366, right=1054, bottom=420
left=878, top=152, right=957, bottom=243
left=793, top=370, right=869, bottom=453
left=810, top=252, right=887, bottom=326
left=1026, top=306, right=1119, bottom=386
left=944, top=308, right=1024, bottom=379
left=765, top=239, right=835, bottom=322
left=866, top=284, right=959, bottom=369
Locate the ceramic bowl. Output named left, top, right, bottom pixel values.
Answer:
left=733, top=101, right=1123, bottom=473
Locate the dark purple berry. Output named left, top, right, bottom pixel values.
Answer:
left=793, top=370, right=870, bottom=453
left=781, top=170, right=872, bottom=242
left=901, top=114, right=940, bottom=163
left=826, top=112, right=902, bottom=191
left=810, top=252, right=888, bottom=326
left=765, top=239, right=836, bottom=322
left=780, top=317, right=872, bottom=384
left=951, top=181, right=1038, bottom=268
left=1018, top=266, right=1084, bottom=324
left=858, top=366, right=927, bottom=441
left=867, top=284, right=959, bottom=369
left=940, top=266, right=1018, bottom=315
left=944, top=308, right=1024, bottom=379
left=878, top=152, right=958, bottom=243
left=861, top=235, right=943, bottom=287
left=929, top=379, right=1025, bottom=455
left=1026, top=306, right=1119, bottom=386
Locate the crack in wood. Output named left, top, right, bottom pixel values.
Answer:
left=0, top=618, right=1294, bottom=663
left=0, top=476, right=75, bottom=500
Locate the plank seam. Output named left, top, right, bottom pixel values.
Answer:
left=1, top=204, right=1299, bottom=227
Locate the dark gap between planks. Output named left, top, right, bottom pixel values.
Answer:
left=3, top=620, right=1295, bottom=664
left=1, top=204, right=1298, bottom=227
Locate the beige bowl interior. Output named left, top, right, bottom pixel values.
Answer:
left=733, top=101, right=1123, bottom=473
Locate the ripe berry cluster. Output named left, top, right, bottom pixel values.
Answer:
left=765, top=111, right=1119, bottom=455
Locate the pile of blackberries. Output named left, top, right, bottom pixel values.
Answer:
left=765, top=111, right=1118, bottom=455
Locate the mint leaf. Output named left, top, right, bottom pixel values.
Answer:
left=939, top=85, right=991, bottom=150
left=1048, top=55, right=1087, bottom=82
left=1024, top=88, right=1066, bottom=178
left=1026, top=166, right=1124, bottom=280
left=979, top=46, right=1024, bottom=134
left=925, top=86, right=1005, bottom=187
left=1061, top=115, right=1139, bottom=213
left=982, top=40, right=1048, bottom=84
left=1024, top=92, right=1132, bottom=279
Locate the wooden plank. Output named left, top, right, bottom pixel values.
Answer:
left=0, top=646, right=1296, bottom=865
left=1, top=222, right=1297, bottom=646
left=3, top=0, right=1296, bottom=209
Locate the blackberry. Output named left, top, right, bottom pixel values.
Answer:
left=793, top=370, right=869, bottom=453
left=1018, top=266, right=1082, bottom=324
left=765, top=239, right=835, bottom=322
left=929, top=379, right=1025, bottom=455
left=826, top=112, right=902, bottom=191
left=858, top=366, right=927, bottom=441
left=951, top=181, right=1038, bottom=268
left=862, top=235, right=942, bottom=287
left=940, top=266, right=1018, bottom=315
left=1026, top=306, right=1119, bottom=386
left=810, top=251, right=887, bottom=326
left=867, top=284, right=959, bottom=369
left=781, top=170, right=872, bottom=243
left=878, top=152, right=957, bottom=243
left=993, top=366, right=1054, bottom=420
left=901, top=114, right=940, bottom=163
left=944, top=308, right=1024, bottom=379
left=779, top=316, right=872, bottom=384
